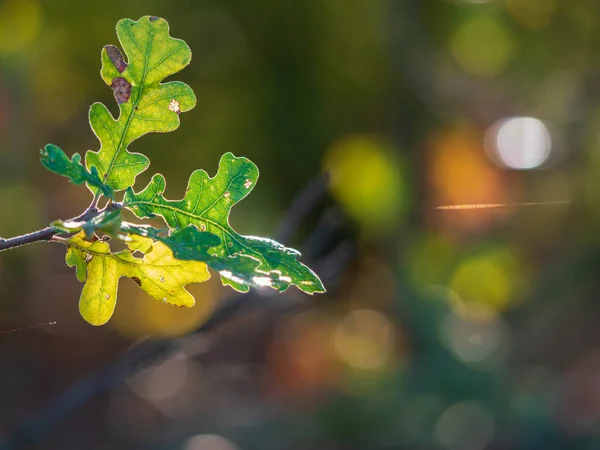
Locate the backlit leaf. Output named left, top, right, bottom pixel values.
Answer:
left=63, top=232, right=210, bottom=326
left=85, top=15, right=196, bottom=193
left=123, top=152, right=325, bottom=294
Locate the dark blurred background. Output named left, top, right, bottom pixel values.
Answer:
left=1, top=0, right=600, bottom=449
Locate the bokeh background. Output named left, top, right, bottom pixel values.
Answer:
left=1, top=0, right=600, bottom=449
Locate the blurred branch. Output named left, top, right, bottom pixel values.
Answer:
left=0, top=175, right=353, bottom=450
left=276, top=172, right=329, bottom=243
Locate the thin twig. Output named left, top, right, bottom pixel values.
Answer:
left=0, top=227, right=56, bottom=251
left=91, top=191, right=102, bottom=209
left=0, top=198, right=102, bottom=252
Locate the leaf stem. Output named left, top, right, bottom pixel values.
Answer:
left=91, top=192, right=101, bottom=208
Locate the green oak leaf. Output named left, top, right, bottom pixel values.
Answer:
left=123, top=152, right=325, bottom=294
left=40, top=144, right=113, bottom=199
left=86, top=15, right=196, bottom=193
left=63, top=231, right=210, bottom=326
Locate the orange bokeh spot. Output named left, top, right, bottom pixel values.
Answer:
left=427, top=126, right=511, bottom=233
left=266, top=312, right=339, bottom=404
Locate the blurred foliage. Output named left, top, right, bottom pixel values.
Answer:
left=1, top=0, right=600, bottom=449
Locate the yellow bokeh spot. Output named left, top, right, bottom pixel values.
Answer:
left=447, top=297, right=500, bottom=323
left=450, top=15, right=514, bottom=76
left=505, top=0, right=556, bottom=30
left=333, top=309, right=396, bottom=371
left=0, top=0, right=41, bottom=55
left=450, top=247, right=524, bottom=312
left=323, top=135, right=407, bottom=231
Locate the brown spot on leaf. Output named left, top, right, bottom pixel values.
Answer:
left=169, top=303, right=188, bottom=309
left=105, top=45, right=127, bottom=73
left=131, top=276, right=142, bottom=286
left=111, top=77, right=132, bottom=104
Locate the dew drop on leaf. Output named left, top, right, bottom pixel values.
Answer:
left=160, top=276, right=165, bottom=282
left=244, top=179, right=252, bottom=189
left=105, top=294, right=110, bottom=299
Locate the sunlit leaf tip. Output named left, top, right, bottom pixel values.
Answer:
left=85, top=15, right=197, bottom=194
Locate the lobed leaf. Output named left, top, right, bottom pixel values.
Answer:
left=123, top=153, right=325, bottom=294
left=40, top=144, right=113, bottom=199
left=64, top=232, right=210, bottom=326
left=85, top=16, right=196, bottom=193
